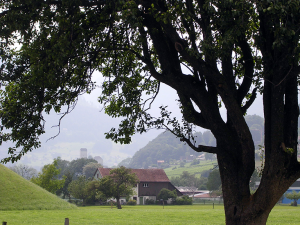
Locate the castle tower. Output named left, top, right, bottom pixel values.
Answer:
left=80, top=148, right=87, bottom=159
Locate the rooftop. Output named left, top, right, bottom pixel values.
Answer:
left=98, top=168, right=170, bottom=182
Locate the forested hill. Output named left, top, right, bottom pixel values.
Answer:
left=120, top=115, right=264, bottom=169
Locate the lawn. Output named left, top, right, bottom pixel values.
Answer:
left=1, top=205, right=299, bottom=225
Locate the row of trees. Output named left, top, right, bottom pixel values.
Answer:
left=28, top=162, right=138, bottom=209
left=8, top=158, right=103, bottom=200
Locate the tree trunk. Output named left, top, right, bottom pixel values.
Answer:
left=215, top=62, right=300, bottom=224
left=116, top=198, right=122, bottom=209
left=217, top=133, right=299, bottom=224
left=292, top=200, right=297, bottom=206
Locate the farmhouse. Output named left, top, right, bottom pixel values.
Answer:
left=94, top=168, right=182, bottom=205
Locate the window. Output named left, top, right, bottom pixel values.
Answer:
left=143, top=183, right=149, bottom=187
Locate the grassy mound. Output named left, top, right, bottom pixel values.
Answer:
left=0, top=164, right=77, bottom=210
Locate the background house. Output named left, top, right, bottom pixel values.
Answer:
left=94, top=168, right=182, bottom=205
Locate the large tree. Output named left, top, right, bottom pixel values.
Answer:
left=285, top=190, right=300, bottom=206
left=68, top=175, right=90, bottom=205
left=1, top=0, right=300, bottom=224
left=31, top=159, right=65, bottom=194
left=96, top=166, right=139, bottom=209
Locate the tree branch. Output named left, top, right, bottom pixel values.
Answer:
left=180, top=136, right=218, bottom=153
left=237, top=38, right=255, bottom=105
left=177, top=92, right=210, bottom=129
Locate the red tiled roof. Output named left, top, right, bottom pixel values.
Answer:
left=98, top=168, right=170, bottom=182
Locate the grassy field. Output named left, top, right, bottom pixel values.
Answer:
left=0, top=164, right=76, bottom=210
left=1, top=205, right=299, bottom=225
left=164, top=160, right=218, bottom=178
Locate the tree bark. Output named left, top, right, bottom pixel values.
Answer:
left=116, top=198, right=122, bottom=209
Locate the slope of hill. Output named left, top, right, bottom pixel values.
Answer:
left=164, top=160, right=218, bottom=179
left=125, top=114, right=264, bottom=169
left=0, top=164, right=77, bottom=210
left=127, top=130, right=210, bottom=168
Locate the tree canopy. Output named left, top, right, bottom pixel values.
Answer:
left=285, top=190, right=300, bottom=206
left=1, top=0, right=300, bottom=224
left=206, top=169, right=221, bottom=192
left=157, top=188, right=177, bottom=201
left=68, top=175, right=90, bottom=204
left=96, top=166, right=139, bottom=209
left=31, top=159, right=65, bottom=194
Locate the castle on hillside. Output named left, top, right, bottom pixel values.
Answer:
left=80, top=148, right=103, bottom=166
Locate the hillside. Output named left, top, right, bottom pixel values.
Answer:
left=0, top=164, right=77, bottom=210
left=164, top=160, right=218, bottom=179
left=126, top=130, right=214, bottom=169
left=122, top=114, right=264, bottom=169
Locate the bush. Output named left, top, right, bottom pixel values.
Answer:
left=191, top=159, right=200, bottom=165
left=145, top=199, right=156, bottom=205
left=198, top=184, right=207, bottom=190
left=174, top=196, right=192, bottom=205
left=126, top=200, right=137, bottom=205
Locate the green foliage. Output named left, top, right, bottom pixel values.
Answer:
left=158, top=188, right=177, bottom=201
left=175, top=196, right=193, bottom=205
left=191, top=159, right=200, bottom=166
left=206, top=169, right=222, bottom=192
left=56, top=171, right=73, bottom=199
left=145, top=199, right=156, bottom=205
left=31, top=159, right=65, bottom=194
left=95, top=166, right=139, bottom=209
left=55, top=157, right=71, bottom=179
left=126, top=199, right=137, bottom=205
left=68, top=158, right=98, bottom=179
left=83, top=162, right=102, bottom=179
left=170, top=171, right=204, bottom=190
left=0, top=164, right=76, bottom=210
left=204, top=153, right=216, bottom=161
left=285, top=191, right=300, bottom=206
left=68, top=175, right=91, bottom=205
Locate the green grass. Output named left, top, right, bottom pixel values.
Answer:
left=164, top=160, right=217, bottom=178
left=0, top=164, right=76, bottom=210
left=0, top=205, right=299, bottom=225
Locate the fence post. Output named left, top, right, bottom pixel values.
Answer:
left=213, top=203, right=214, bottom=209
left=64, top=218, right=69, bottom=225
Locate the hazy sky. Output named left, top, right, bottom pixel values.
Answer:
left=1, top=71, right=264, bottom=170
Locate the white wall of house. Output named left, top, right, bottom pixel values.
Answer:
left=94, top=170, right=102, bottom=180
